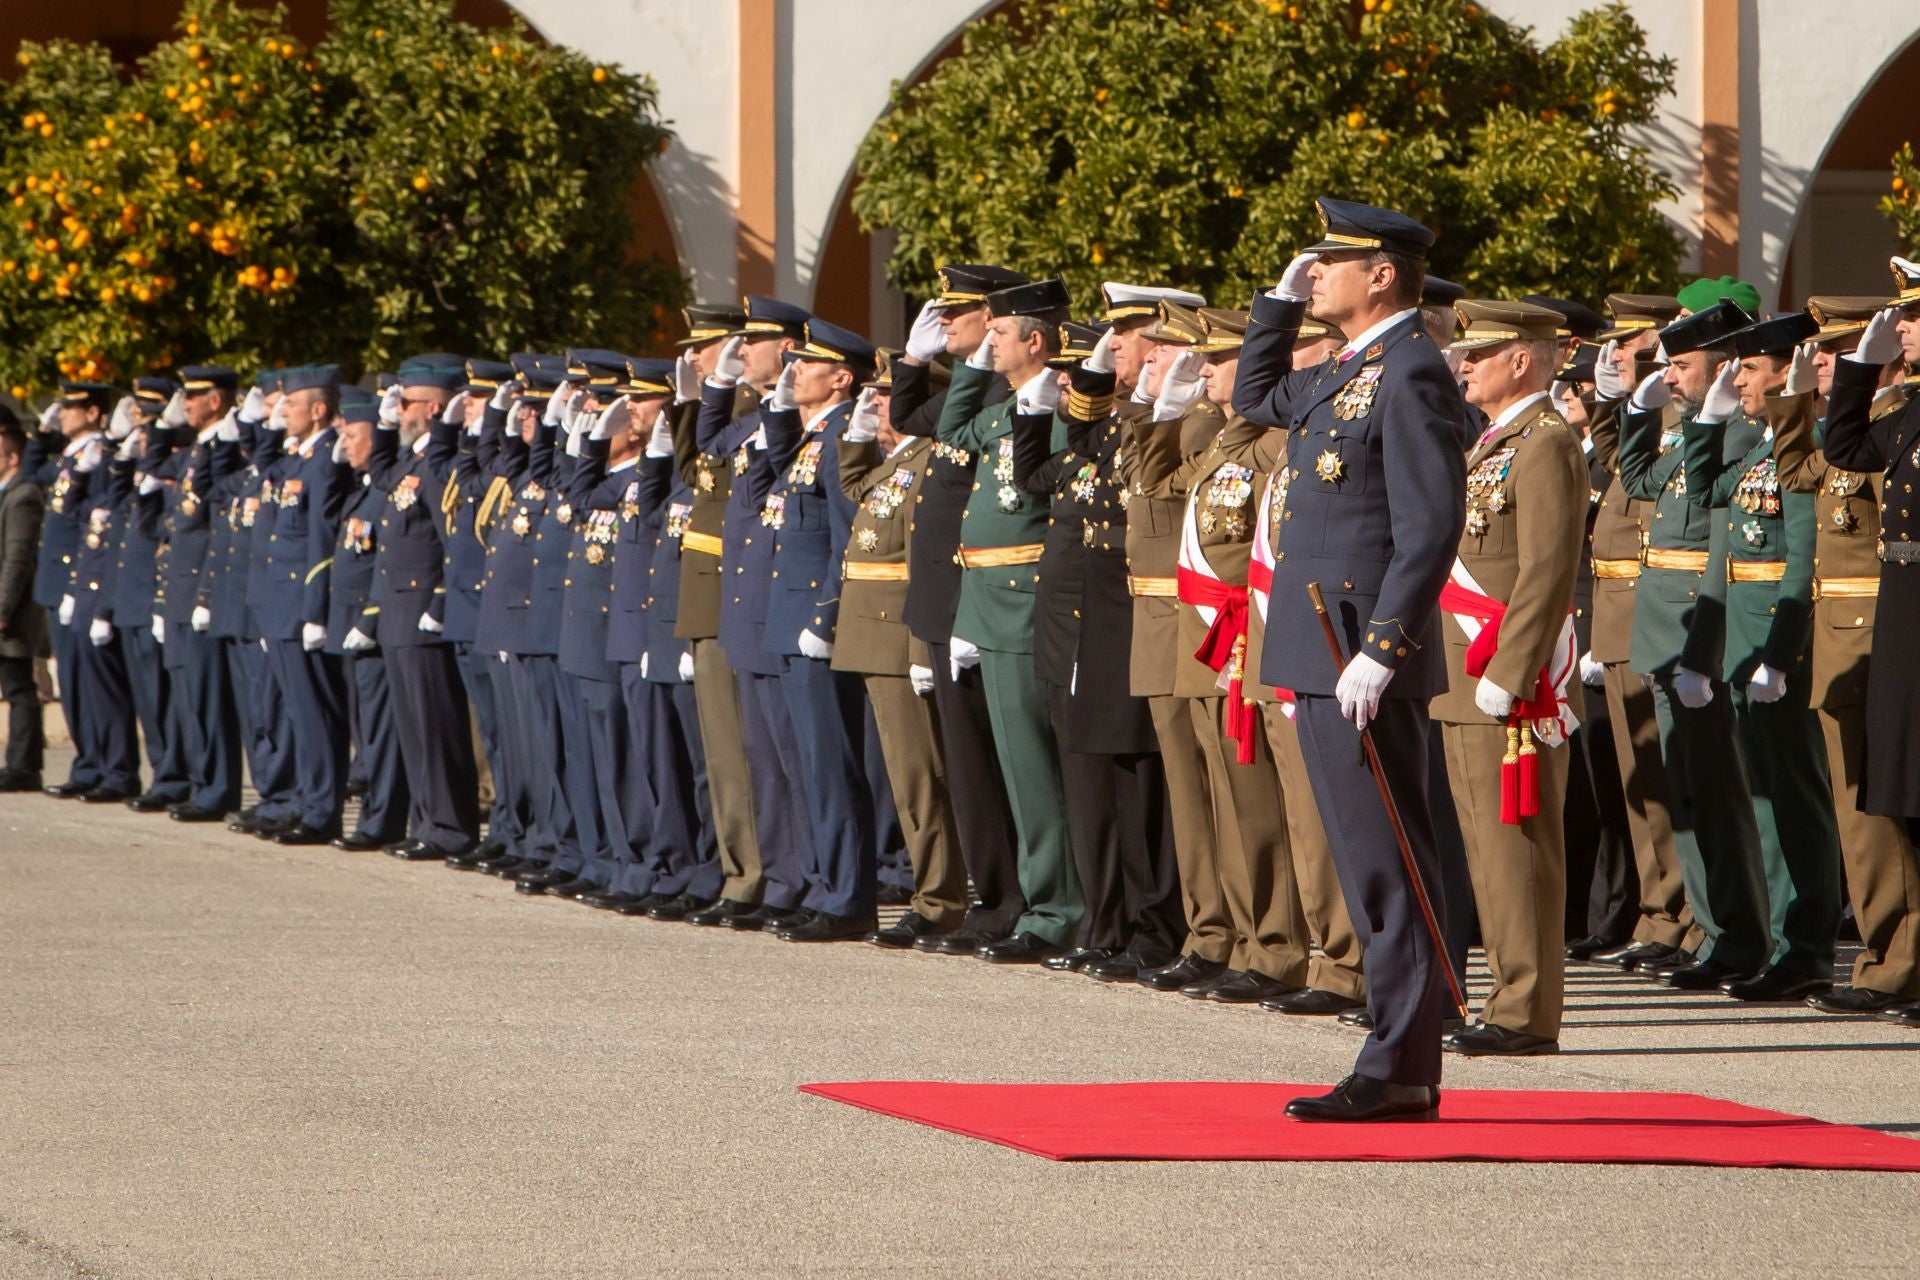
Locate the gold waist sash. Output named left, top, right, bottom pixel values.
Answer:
left=958, top=543, right=1044, bottom=569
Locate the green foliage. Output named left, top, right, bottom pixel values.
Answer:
left=1883, top=142, right=1920, bottom=252
left=0, top=0, right=681, bottom=396
left=853, top=0, right=1683, bottom=312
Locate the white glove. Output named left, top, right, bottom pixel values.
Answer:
left=488, top=381, right=516, bottom=413
left=1673, top=666, right=1714, bottom=709
left=1784, top=342, right=1818, bottom=398
left=646, top=417, right=674, bottom=458
left=749, top=424, right=767, bottom=451
left=905, top=299, right=948, bottom=363
left=1083, top=328, right=1117, bottom=376
left=846, top=387, right=882, bottom=443
left=1851, top=306, right=1903, bottom=366
left=1016, top=370, right=1060, bottom=415
left=909, top=663, right=935, bottom=696
left=590, top=398, right=631, bottom=442
left=58, top=595, right=75, bottom=627
left=498, top=651, right=509, bottom=664
left=417, top=611, right=443, bottom=634
left=1696, top=359, right=1741, bottom=424
left=709, top=336, right=747, bottom=388
left=89, top=616, right=112, bottom=646
left=259, top=637, right=268, bottom=651
left=73, top=438, right=103, bottom=473
left=1593, top=340, right=1628, bottom=401
left=1152, top=349, right=1208, bottom=422
left=673, top=351, right=701, bottom=404
left=115, top=434, right=140, bottom=462
left=266, top=395, right=289, bottom=433
left=378, top=384, right=403, bottom=429
left=1629, top=370, right=1672, bottom=412
left=215, top=410, right=239, bottom=443
left=302, top=622, right=326, bottom=651
left=107, top=396, right=138, bottom=440
left=1474, top=675, right=1516, bottom=720
left=678, top=650, right=695, bottom=682
left=542, top=382, right=574, bottom=428
left=1275, top=251, right=1321, bottom=302
left=152, top=614, right=166, bottom=645
left=438, top=391, right=469, bottom=427
left=1335, top=652, right=1394, bottom=731
left=640, top=653, right=650, bottom=679
left=191, top=604, right=212, bottom=632
left=240, top=386, right=268, bottom=423
left=1580, top=651, right=1606, bottom=688
left=138, top=474, right=162, bottom=496
left=343, top=626, right=375, bottom=651
left=565, top=402, right=593, bottom=457
left=1749, top=663, right=1787, bottom=704
left=767, top=362, right=799, bottom=412
left=38, top=400, right=60, bottom=430
left=949, top=635, right=982, bottom=683
left=798, top=629, right=833, bottom=660
left=331, top=435, right=349, bottom=466
left=965, top=336, right=994, bottom=372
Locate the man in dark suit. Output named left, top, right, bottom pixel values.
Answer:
left=1234, top=197, right=1469, bottom=1122
left=0, top=415, right=49, bottom=791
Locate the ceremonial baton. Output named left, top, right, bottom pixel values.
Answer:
left=1305, top=581, right=1470, bottom=1020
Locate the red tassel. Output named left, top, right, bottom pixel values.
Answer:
left=1500, top=723, right=1521, bottom=825
left=1517, top=722, right=1539, bottom=819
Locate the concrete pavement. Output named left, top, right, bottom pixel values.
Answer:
left=3, top=765, right=1918, bottom=1278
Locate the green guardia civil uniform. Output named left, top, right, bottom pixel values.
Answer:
left=1682, top=386, right=1842, bottom=977
left=938, top=360, right=1083, bottom=944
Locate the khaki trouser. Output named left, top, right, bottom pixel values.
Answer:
left=1602, top=662, right=1696, bottom=950
left=1263, top=707, right=1366, bottom=1000
left=1820, top=702, right=1920, bottom=996
left=691, top=637, right=762, bottom=903
left=1441, top=720, right=1568, bottom=1040
left=865, top=673, right=968, bottom=928
left=1149, top=694, right=1231, bottom=963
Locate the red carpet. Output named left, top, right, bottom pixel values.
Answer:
left=799, top=1082, right=1920, bottom=1171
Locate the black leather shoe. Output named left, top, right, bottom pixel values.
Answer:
left=1665, top=957, right=1755, bottom=990
left=724, top=904, right=797, bottom=932
left=1874, top=1001, right=1920, bottom=1028
left=780, top=912, right=877, bottom=942
left=1339, top=1009, right=1466, bottom=1033
left=0, top=770, right=43, bottom=792
left=1206, top=972, right=1301, bottom=1004
left=225, top=805, right=261, bottom=831
left=1636, top=947, right=1698, bottom=976
left=1180, top=968, right=1243, bottom=1000
left=685, top=899, right=757, bottom=927
left=913, top=929, right=998, bottom=956
left=251, top=814, right=297, bottom=839
left=1566, top=933, right=1627, bottom=961
left=168, top=802, right=226, bottom=823
left=1263, top=987, right=1365, bottom=1016
left=614, top=893, right=675, bottom=916
left=1083, top=953, right=1147, bottom=983
left=978, top=932, right=1065, bottom=965
left=126, top=791, right=175, bottom=813
left=393, top=841, right=456, bottom=863
left=1137, top=954, right=1227, bottom=992
left=80, top=787, right=131, bottom=804
left=272, top=821, right=343, bottom=846
left=1042, top=946, right=1111, bottom=973
left=646, top=894, right=713, bottom=922
left=1721, top=966, right=1832, bottom=1002
left=583, top=891, right=642, bottom=911
left=484, top=856, right=533, bottom=878
left=867, top=912, right=940, bottom=948
left=1285, top=1074, right=1439, bottom=1123
left=1445, top=1023, right=1558, bottom=1056
left=331, top=831, right=389, bottom=851
left=345, top=777, right=368, bottom=800
left=769, top=909, right=820, bottom=936
left=472, top=839, right=506, bottom=861
left=45, top=780, right=92, bottom=799
left=875, top=882, right=913, bottom=907
left=513, top=866, right=576, bottom=891
left=444, top=848, right=492, bottom=871
left=1589, top=940, right=1678, bottom=970
left=553, top=878, right=609, bottom=902
left=1807, top=985, right=1916, bottom=1015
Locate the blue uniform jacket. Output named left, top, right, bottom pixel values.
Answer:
left=328, top=476, right=387, bottom=653
left=25, top=429, right=99, bottom=610
left=255, top=428, right=350, bottom=640
left=761, top=400, right=855, bottom=655
left=523, top=425, right=573, bottom=657
left=433, top=418, right=489, bottom=646
left=142, top=427, right=234, bottom=627
left=604, top=448, right=671, bottom=668
left=68, top=456, right=131, bottom=628
left=556, top=437, right=627, bottom=683
left=641, top=441, right=697, bottom=685
left=366, top=426, right=452, bottom=650
left=703, top=383, right=781, bottom=676
left=473, top=423, right=535, bottom=658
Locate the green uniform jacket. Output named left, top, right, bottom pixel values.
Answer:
left=1682, top=391, right=1815, bottom=682
left=939, top=362, right=1048, bottom=655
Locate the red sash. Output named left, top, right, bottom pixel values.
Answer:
left=1178, top=568, right=1257, bottom=763
left=1436, top=578, right=1564, bottom=825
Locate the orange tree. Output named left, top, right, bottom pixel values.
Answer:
left=853, top=0, right=1683, bottom=310
left=0, top=0, right=680, bottom=397
left=1884, top=143, right=1920, bottom=252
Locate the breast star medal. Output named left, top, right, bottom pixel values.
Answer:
left=391, top=476, right=419, bottom=510
left=511, top=510, right=532, bottom=539
left=1741, top=519, right=1766, bottom=549
left=1831, top=503, right=1859, bottom=534
left=1315, top=449, right=1346, bottom=484
left=856, top=527, right=880, bottom=553
left=1465, top=507, right=1490, bottom=538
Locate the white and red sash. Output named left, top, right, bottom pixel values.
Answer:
left=1177, top=485, right=1257, bottom=761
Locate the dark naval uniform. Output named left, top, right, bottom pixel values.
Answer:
left=329, top=445, right=409, bottom=847
left=26, top=414, right=103, bottom=792
left=115, top=385, right=190, bottom=808
left=65, top=431, right=142, bottom=797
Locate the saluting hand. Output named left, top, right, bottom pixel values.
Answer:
left=1783, top=342, right=1818, bottom=398
left=1275, top=252, right=1321, bottom=302
left=1081, top=328, right=1117, bottom=376
left=1152, top=349, right=1208, bottom=422
left=672, top=351, right=701, bottom=404
left=1628, top=369, right=1671, bottom=413
left=107, top=396, right=139, bottom=441
left=845, top=387, right=882, bottom=443
left=1851, top=305, right=1903, bottom=366
left=1592, top=340, right=1629, bottom=401
left=439, top=390, right=470, bottom=427
left=1696, top=360, right=1741, bottom=424
left=240, top=385, right=269, bottom=424
left=162, top=389, right=190, bottom=429
left=710, top=336, right=748, bottom=387
left=377, top=384, right=404, bottom=429
left=767, top=362, right=800, bottom=412
left=904, top=299, right=948, bottom=363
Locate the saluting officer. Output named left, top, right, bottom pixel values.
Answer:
left=117, top=378, right=192, bottom=813
left=1234, top=198, right=1469, bottom=1123
left=30, top=385, right=109, bottom=798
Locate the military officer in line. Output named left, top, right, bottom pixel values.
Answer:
left=117, top=379, right=192, bottom=813
left=1617, top=296, right=1770, bottom=991
left=145, top=365, right=246, bottom=824
left=1779, top=297, right=1920, bottom=1019
left=1235, top=198, right=1469, bottom=1122
left=1578, top=294, right=1698, bottom=974
left=367, top=358, right=482, bottom=860
left=1682, top=312, right=1844, bottom=1000
left=936, top=277, right=1085, bottom=963
left=1434, top=299, right=1589, bottom=1056
left=30, top=385, right=109, bottom=798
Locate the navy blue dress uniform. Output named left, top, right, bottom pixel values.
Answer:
left=638, top=393, right=725, bottom=916
left=117, top=378, right=191, bottom=810
left=1232, top=199, right=1469, bottom=1098
left=256, top=366, right=354, bottom=844
left=1618, top=301, right=1769, bottom=984
left=367, top=358, right=481, bottom=858
left=709, top=297, right=814, bottom=924
left=54, top=383, right=142, bottom=799
left=889, top=264, right=1028, bottom=949
left=763, top=321, right=880, bottom=937
left=144, top=364, right=246, bottom=821
left=27, top=392, right=106, bottom=796
left=327, top=393, right=411, bottom=849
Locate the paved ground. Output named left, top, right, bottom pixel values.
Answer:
left=3, top=752, right=1918, bottom=1278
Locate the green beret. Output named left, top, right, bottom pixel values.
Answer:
left=1676, top=275, right=1761, bottom=315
